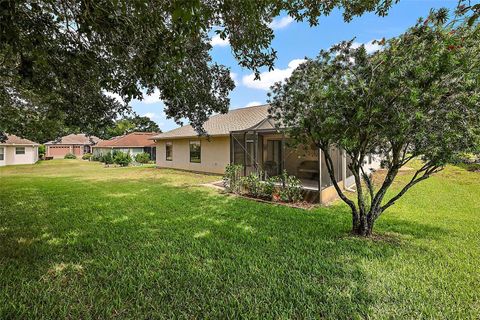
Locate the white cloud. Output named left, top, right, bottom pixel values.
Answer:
left=269, top=16, right=294, bottom=30
left=210, top=34, right=229, bottom=47
left=242, top=59, right=306, bottom=91
left=141, top=89, right=162, bottom=104
left=142, top=112, right=157, bottom=119
left=230, top=72, right=238, bottom=85
left=244, top=101, right=262, bottom=108
left=352, top=40, right=383, bottom=54
left=104, top=91, right=124, bottom=104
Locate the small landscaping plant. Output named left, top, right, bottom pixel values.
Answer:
left=64, top=153, right=77, bottom=159
left=272, top=170, right=303, bottom=203
left=223, top=164, right=243, bottom=194
left=101, top=152, right=114, bottom=166
left=91, top=154, right=102, bottom=162
left=223, top=165, right=302, bottom=203
left=82, top=153, right=92, bottom=160
left=135, top=152, right=150, bottom=164
left=113, top=151, right=132, bottom=167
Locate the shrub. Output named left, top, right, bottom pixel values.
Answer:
left=82, top=153, right=92, bottom=160
left=240, top=172, right=262, bottom=198
left=272, top=170, right=303, bottom=203
left=135, top=152, right=150, bottom=164
left=457, top=152, right=478, bottom=164
left=64, top=153, right=77, bottom=159
left=101, top=152, right=114, bottom=165
left=223, top=164, right=243, bottom=193
left=38, top=145, right=46, bottom=159
left=113, top=151, right=132, bottom=167
left=91, top=154, right=102, bottom=161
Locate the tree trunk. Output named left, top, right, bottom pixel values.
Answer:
left=351, top=212, right=376, bottom=237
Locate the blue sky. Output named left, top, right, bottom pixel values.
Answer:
left=131, top=0, right=461, bottom=132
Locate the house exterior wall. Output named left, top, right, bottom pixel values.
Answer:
left=0, top=145, right=38, bottom=166
left=155, top=136, right=230, bottom=174
left=92, top=147, right=146, bottom=158
left=47, top=145, right=86, bottom=158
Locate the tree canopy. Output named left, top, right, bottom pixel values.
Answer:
left=269, top=8, right=480, bottom=236
left=102, top=115, right=161, bottom=139
left=0, top=0, right=401, bottom=142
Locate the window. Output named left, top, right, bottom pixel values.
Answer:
left=165, top=142, right=173, bottom=161
left=15, top=147, right=25, bottom=155
left=189, top=140, right=201, bottom=163
left=0, top=147, right=4, bottom=161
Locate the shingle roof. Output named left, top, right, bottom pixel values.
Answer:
left=152, top=104, right=270, bottom=140
left=95, top=132, right=158, bottom=148
left=45, top=134, right=101, bottom=145
left=1, top=134, right=39, bottom=146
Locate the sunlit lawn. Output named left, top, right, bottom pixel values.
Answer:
left=0, top=160, right=479, bottom=319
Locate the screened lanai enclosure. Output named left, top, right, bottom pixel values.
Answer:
left=230, top=119, right=355, bottom=203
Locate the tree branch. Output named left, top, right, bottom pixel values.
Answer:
left=322, top=147, right=358, bottom=215
left=380, top=164, right=443, bottom=212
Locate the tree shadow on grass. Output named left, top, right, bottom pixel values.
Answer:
left=0, top=176, right=448, bottom=319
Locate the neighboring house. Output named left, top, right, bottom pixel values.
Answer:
left=153, top=104, right=382, bottom=204
left=92, top=132, right=158, bottom=160
left=0, top=134, right=39, bottom=166
left=45, top=134, right=101, bottom=158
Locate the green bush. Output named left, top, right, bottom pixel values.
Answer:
left=135, top=152, right=150, bottom=164
left=91, top=154, right=102, bottom=161
left=223, top=164, right=243, bottom=194
left=101, top=152, right=114, bottom=165
left=272, top=170, right=303, bottom=203
left=38, top=145, right=46, bottom=159
left=64, top=153, right=77, bottom=159
left=457, top=152, right=478, bottom=164
left=82, top=153, right=92, bottom=160
left=113, top=151, right=132, bottom=167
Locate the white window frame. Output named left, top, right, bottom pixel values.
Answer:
left=15, top=147, right=25, bottom=155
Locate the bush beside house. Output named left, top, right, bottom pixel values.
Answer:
left=64, top=153, right=77, bottom=159
left=223, top=164, right=303, bottom=203
left=134, top=152, right=150, bottom=164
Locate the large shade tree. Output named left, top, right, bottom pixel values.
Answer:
left=0, top=0, right=401, bottom=142
left=269, top=8, right=480, bottom=236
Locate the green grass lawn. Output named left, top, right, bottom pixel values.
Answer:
left=1, top=160, right=479, bottom=319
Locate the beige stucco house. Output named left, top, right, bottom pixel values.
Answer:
left=153, top=104, right=382, bottom=204
left=0, top=134, right=39, bottom=166
left=45, top=134, right=101, bottom=158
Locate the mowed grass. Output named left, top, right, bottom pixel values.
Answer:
left=0, top=160, right=479, bottom=319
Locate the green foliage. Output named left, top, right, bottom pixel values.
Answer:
left=271, top=171, right=303, bottom=203
left=223, top=164, right=243, bottom=194
left=456, top=152, right=478, bottom=164
left=38, top=145, right=45, bottom=157
left=0, top=0, right=402, bottom=142
left=134, top=152, right=150, bottom=164
left=113, top=151, right=132, bottom=167
left=64, top=153, right=77, bottom=159
left=90, top=154, right=102, bottom=162
left=270, top=8, right=480, bottom=235
left=103, top=115, right=161, bottom=139
left=101, top=152, right=114, bottom=165
left=82, top=153, right=92, bottom=160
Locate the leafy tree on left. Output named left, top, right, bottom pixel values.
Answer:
left=0, top=0, right=399, bottom=142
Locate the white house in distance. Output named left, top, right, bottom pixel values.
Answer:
left=0, top=134, right=39, bottom=166
left=152, top=104, right=382, bottom=204
left=92, top=132, right=158, bottom=160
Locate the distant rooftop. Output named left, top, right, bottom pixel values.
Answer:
left=45, top=134, right=101, bottom=145
left=95, top=132, right=158, bottom=148
left=152, top=104, right=270, bottom=140
left=1, top=134, right=39, bottom=146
